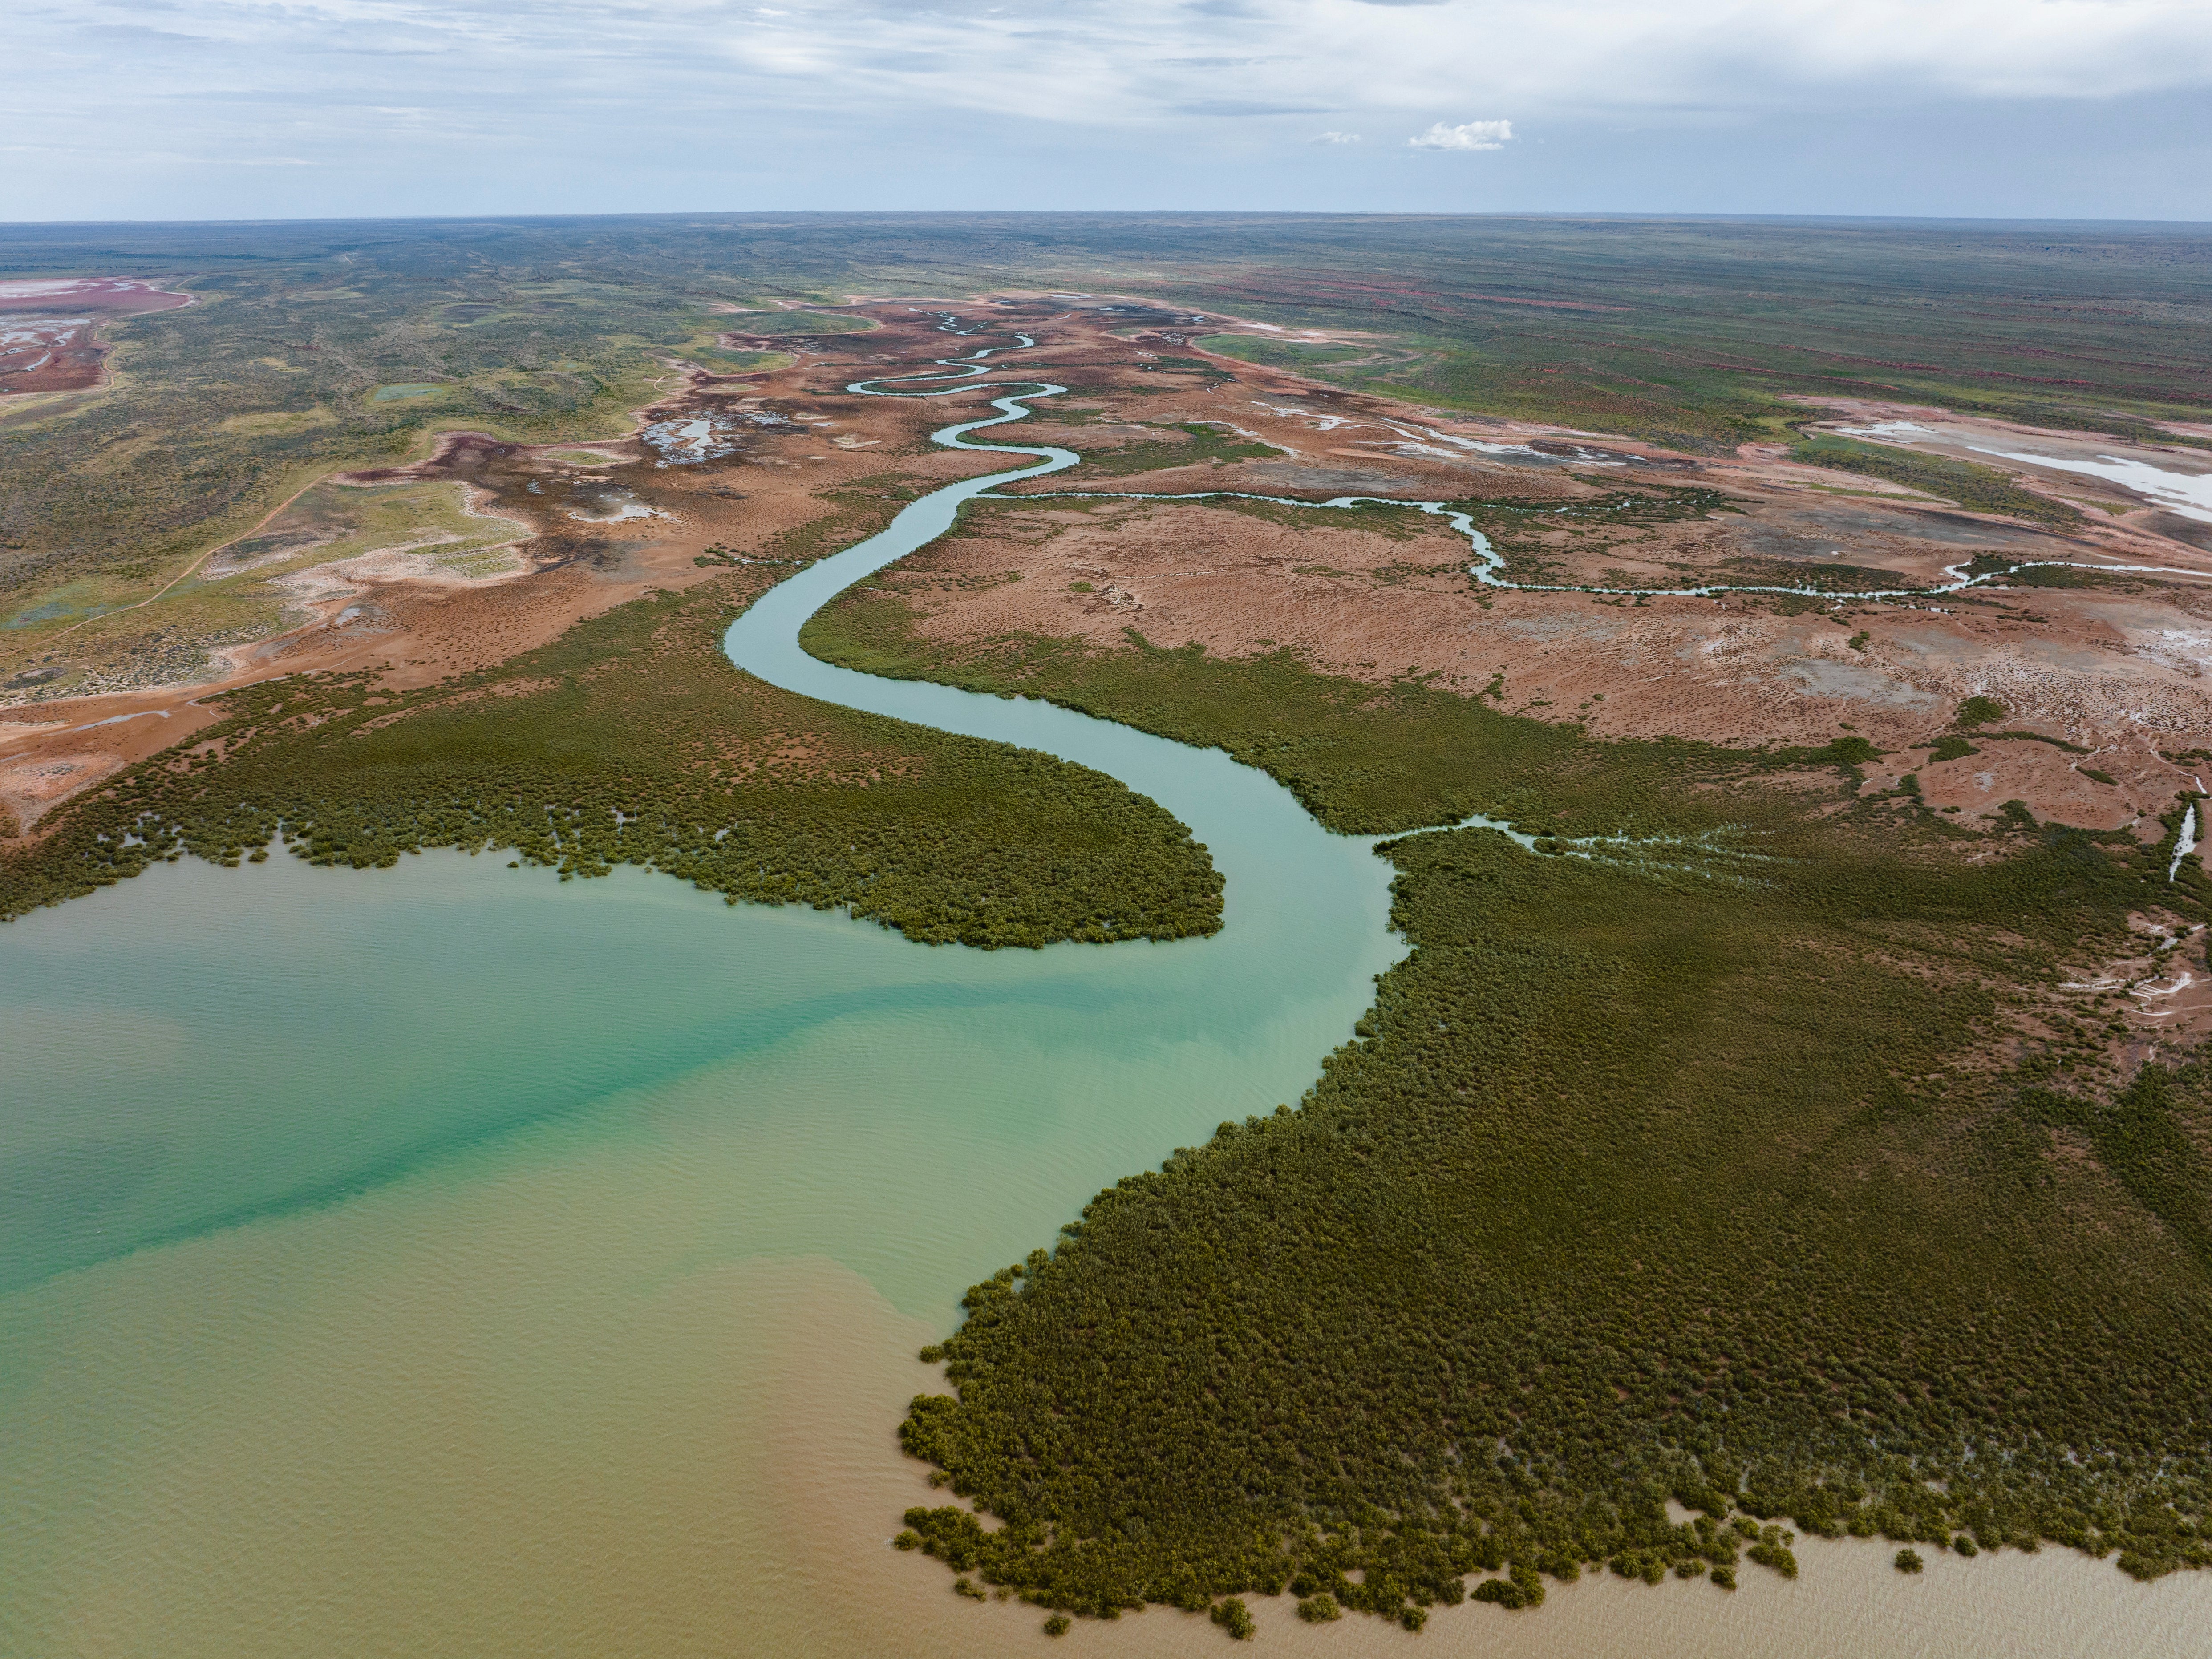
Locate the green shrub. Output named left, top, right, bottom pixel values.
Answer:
left=1210, top=1597, right=1255, bottom=1640
left=1791, top=440, right=2082, bottom=530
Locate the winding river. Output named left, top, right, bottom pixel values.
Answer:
left=726, top=334, right=1415, bottom=968
left=6, top=329, right=2212, bottom=1657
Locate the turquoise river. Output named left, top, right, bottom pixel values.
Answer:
left=4, top=338, right=2209, bottom=1657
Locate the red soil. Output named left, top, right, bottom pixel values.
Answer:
left=11, top=290, right=2212, bottom=867
left=0, top=278, right=193, bottom=395
left=0, top=278, right=194, bottom=314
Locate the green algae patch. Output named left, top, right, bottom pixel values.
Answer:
left=802, top=603, right=2212, bottom=1623
left=0, top=580, right=1223, bottom=950
left=1789, top=437, right=2085, bottom=530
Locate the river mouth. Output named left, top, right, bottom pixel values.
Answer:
left=0, top=332, right=1417, bottom=1653
left=8, top=326, right=2212, bottom=1658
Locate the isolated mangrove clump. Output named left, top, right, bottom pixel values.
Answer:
left=1209, top=1597, right=1255, bottom=1640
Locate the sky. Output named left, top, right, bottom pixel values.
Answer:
left=7, top=0, right=2212, bottom=222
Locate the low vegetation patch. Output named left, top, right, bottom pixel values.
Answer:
left=1791, top=437, right=2084, bottom=530
left=1021, top=421, right=1277, bottom=481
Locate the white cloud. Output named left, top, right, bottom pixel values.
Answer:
left=8, top=0, right=2212, bottom=213
left=655, top=1, right=2212, bottom=126
left=1408, top=118, right=1512, bottom=150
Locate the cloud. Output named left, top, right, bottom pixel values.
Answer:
left=79, top=21, right=211, bottom=43
left=657, top=1, right=2212, bottom=128
left=8, top=0, right=2212, bottom=215
left=22, top=3, right=2212, bottom=145
left=1174, top=99, right=1332, bottom=116
left=1408, top=119, right=1512, bottom=151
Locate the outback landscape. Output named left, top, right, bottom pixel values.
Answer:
left=7, top=215, right=2212, bottom=1652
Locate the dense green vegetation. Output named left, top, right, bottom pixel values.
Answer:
left=802, top=594, right=2212, bottom=1628
left=0, top=579, right=1223, bottom=948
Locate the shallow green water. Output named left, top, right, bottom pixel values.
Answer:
left=0, top=838, right=1403, bottom=1651
left=0, top=834, right=1396, bottom=1307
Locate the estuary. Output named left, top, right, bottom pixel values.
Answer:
left=5, top=333, right=2211, bottom=1658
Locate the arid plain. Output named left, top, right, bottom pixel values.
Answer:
left=15, top=291, right=2209, bottom=1048
left=13, top=293, right=2211, bottom=826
